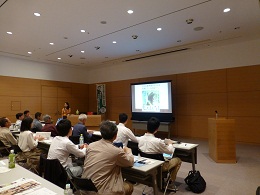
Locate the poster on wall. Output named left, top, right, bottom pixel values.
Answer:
left=96, top=84, right=106, bottom=114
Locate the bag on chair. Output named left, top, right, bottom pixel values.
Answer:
left=184, top=170, right=206, bottom=193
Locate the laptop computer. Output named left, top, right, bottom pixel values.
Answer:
left=163, top=153, right=173, bottom=160
left=35, top=132, right=51, bottom=139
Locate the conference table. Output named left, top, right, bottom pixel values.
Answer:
left=0, top=159, right=64, bottom=194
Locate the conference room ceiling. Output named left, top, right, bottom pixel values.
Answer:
left=0, top=0, right=260, bottom=69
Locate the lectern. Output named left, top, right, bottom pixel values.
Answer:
left=208, top=118, right=236, bottom=163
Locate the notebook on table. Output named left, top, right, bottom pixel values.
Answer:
left=35, top=132, right=51, bottom=139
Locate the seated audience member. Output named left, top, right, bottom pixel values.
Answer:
left=0, top=117, right=17, bottom=148
left=138, top=117, right=182, bottom=191
left=18, top=117, right=45, bottom=171
left=32, top=112, right=43, bottom=132
left=42, top=114, right=58, bottom=137
left=48, top=119, right=87, bottom=177
left=72, top=114, right=93, bottom=143
left=15, top=112, right=24, bottom=130
left=23, top=110, right=31, bottom=118
left=113, top=113, right=139, bottom=147
left=82, top=120, right=134, bottom=195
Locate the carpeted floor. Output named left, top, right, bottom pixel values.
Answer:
left=132, top=138, right=260, bottom=195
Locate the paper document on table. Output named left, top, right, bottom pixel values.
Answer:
left=134, top=156, right=156, bottom=165
left=0, top=178, right=56, bottom=195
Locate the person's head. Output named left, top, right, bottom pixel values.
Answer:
left=56, top=119, right=72, bottom=137
left=64, top=102, right=70, bottom=109
left=16, top=113, right=24, bottom=120
left=43, top=114, right=51, bottom=123
left=20, top=117, right=33, bottom=132
left=35, top=112, right=42, bottom=120
left=119, top=113, right=128, bottom=124
left=100, top=120, right=118, bottom=141
left=147, top=117, right=160, bottom=134
left=24, top=110, right=30, bottom=118
left=78, top=114, right=87, bottom=124
left=0, top=117, right=11, bottom=128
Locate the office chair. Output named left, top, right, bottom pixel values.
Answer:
left=0, top=140, right=10, bottom=157
left=67, top=169, right=98, bottom=195
left=69, top=135, right=80, bottom=145
left=39, top=153, right=69, bottom=189
left=139, top=150, right=177, bottom=194
left=11, top=144, right=27, bottom=164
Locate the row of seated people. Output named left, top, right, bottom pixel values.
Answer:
left=1, top=113, right=182, bottom=194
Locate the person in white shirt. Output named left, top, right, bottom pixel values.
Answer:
left=113, top=113, right=138, bottom=147
left=15, top=112, right=24, bottom=130
left=48, top=119, right=87, bottom=177
left=138, top=117, right=182, bottom=191
left=18, top=117, right=44, bottom=172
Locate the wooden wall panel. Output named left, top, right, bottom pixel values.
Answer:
left=176, top=69, right=227, bottom=94
left=228, top=91, right=260, bottom=117
left=227, top=65, right=260, bottom=92
left=177, top=93, right=227, bottom=116
left=232, top=117, right=260, bottom=144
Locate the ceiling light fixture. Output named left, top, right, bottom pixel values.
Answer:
left=95, top=46, right=100, bottom=50
left=81, top=30, right=86, bottom=33
left=100, top=21, right=107, bottom=24
left=186, top=19, right=194, bottom=24
left=7, top=32, right=12, bottom=35
left=57, top=58, right=61, bottom=60
left=223, top=8, right=231, bottom=13
left=157, top=28, right=162, bottom=31
left=81, top=50, right=85, bottom=53
left=127, top=10, right=133, bottom=14
left=194, top=26, right=204, bottom=31
left=112, top=41, right=117, bottom=44
left=49, top=43, right=54, bottom=45
left=28, top=52, right=32, bottom=54
left=34, top=13, right=41, bottom=16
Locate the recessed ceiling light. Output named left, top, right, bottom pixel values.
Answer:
left=177, top=40, right=182, bottom=43
left=194, top=26, right=204, bottom=31
left=112, top=41, right=117, bottom=44
left=34, top=13, right=41, bottom=16
left=157, top=28, right=162, bottom=31
left=127, top=10, right=133, bottom=14
left=49, top=43, right=54, bottom=45
left=223, top=8, right=231, bottom=13
left=57, top=58, right=61, bottom=60
left=81, top=50, right=85, bottom=53
left=28, top=52, right=32, bottom=54
left=81, top=30, right=86, bottom=33
left=100, top=21, right=107, bottom=24
left=7, top=32, right=12, bottom=35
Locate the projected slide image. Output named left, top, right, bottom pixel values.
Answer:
left=142, top=88, right=160, bottom=112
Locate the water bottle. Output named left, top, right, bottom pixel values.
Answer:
left=79, top=134, right=84, bottom=146
left=76, top=109, right=79, bottom=115
left=8, top=150, right=15, bottom=168
left=64, top=183, right=73, bottom=195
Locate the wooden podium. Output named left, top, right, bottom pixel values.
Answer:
left=67, top=115, right=101, bottom=130
left=208, top=118, right=236, bottom=163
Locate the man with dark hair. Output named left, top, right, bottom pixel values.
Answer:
left=82, top=120, right=134, bottom=195
left=113, top=113, right=138, bottom=147
left=42, top=114, right=58, bottom=137
left=0, top=117, right=17, bottom=148
left=32, top=112, right=42, bottom=132
left=15, top=112, right=24, bottom=130
left=47, top=119, right=87, bottom=176
left=138, top=117, right=182, bottom=191
left=23, top=110, right=31, bottom=118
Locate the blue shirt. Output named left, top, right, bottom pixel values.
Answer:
left=72, top=122, right=92, bottom=143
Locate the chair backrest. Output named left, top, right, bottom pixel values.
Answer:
left=67, top=168, right=98, bottom=193
left=11, top=144, right=22, bottom=153
left=39, top=153, right=68, bottom=189
left=0, top=140, right=10, bottom=157
left=139, top=150, right=165, bottom=161
left=69, top=136, right=80, bottom=145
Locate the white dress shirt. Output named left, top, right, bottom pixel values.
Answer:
left=15, top=119, right=22, bottom=130
left=114, top=123, right=139, bottom=146
left=18, top=130, right=38, bottom=152
left=47, top=136, right=86, bottom=168
left=138, top=133, right=175, bottom=154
